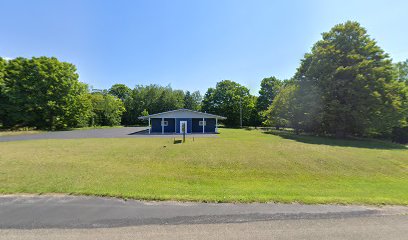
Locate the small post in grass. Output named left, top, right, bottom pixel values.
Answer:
left=182, top=122, right=186, bottom=143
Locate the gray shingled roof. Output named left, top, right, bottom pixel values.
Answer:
left=138, top=109, right=226, bottom=120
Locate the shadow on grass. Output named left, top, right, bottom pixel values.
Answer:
left=128, top=129, right=149, bottom=135
left=264, top=130, right=407, bottom=150
left=219, top=126, right=257, bottom=131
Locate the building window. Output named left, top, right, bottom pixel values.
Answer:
left=199, top=121, right=206, bottom=126
left=161, top=121, right=168, bottom=126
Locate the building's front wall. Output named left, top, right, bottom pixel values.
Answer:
left=151, top=117, right=216, bottom=134
left=191, top=118, right=202, bottom=133
left=204, top=118, right=216, bottom=132
left=151, top=118, right=161, bottom=133
left=191, top=118, right=216, bottom=133
left=143, top=109, right=224, bottom=134
left=175, top=118, right=192, bottom=133
left=151, top=118, right=176, bottom=133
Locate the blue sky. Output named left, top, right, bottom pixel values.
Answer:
left=1, top=0, right=408, bottom=94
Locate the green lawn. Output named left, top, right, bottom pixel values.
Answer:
left=69, top=125, right=124, bottom=131
left=0, top=126, right=123, bottom=136
left=0, top=129, right=407, bottom=205
left=0, top=130, right=43, bottom=137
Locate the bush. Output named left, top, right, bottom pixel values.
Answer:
left=391, top=127, right=408, bottom=144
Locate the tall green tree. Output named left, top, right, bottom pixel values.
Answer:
left=109, top=83, right=131, bottom=101
left=0, top=57, right=6, bottom=126
left=2, top=57, right=91, bottom=129
left=108, top=83, right=132, bottom=125
left=293, top=21, right=407, bottom=137
left=123, top=84, right=185, bottom=124
left=391, top=59, right=408, bottom=143
left=89, top=93, right=125, bottom=126
left=159, top=88, right=185, bottom=111
left=201, top=80, right=256, bottom=126
left=395, top=59, right=408, bottom=83
left=73, top=84, right=94, bottom=128
left=191, top=91, right=202, bottom=110
left=266, top=83, right=299, bottom=130
left=256, top=76, right=282, bottom=124
left=256, top=76, right=282, bottom=112
left=183, top=90, right=202, bottom=110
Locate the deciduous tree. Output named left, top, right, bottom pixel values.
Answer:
left=395, top=59, right=408, bottom=83
left=256, top=76, right=282, bottom=123
left=2, top=57, right=91, bottom=129
left=266, top=84, right=299, bottom=130
left=109, top=83, right=132, bottom=101
left=293, top=21, right=407, bottom=137
left=202, top=80, right=256, bottom=127
left=89, top=93, right=125, bottom=126
left=184, top=90, right=202, bottom=110
left=0, top=57, right=6, bottom=126
left=122, top=84, right=186, bottom=124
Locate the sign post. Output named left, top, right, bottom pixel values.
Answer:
left=182, top=122, right=186, bottom=143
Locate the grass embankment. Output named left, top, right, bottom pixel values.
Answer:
left=0, top=129, right=407, bottom=204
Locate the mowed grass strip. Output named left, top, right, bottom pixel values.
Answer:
left=0, top=130, right=42, bottom=137
left=0, top=129, right=407, bottom=204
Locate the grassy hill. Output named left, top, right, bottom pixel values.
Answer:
left=0, top=128, right=407, bottom=205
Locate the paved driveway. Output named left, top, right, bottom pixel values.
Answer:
left=0, top=127, right=217, bottom=142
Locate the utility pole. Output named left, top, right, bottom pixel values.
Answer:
left=240, top=97, right=242, bottom=128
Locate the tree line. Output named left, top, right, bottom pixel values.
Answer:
left=1, top=21, right=407, bottom=142
left=0, top=58, right=202, bottom=129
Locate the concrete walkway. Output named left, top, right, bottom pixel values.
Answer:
left=0, top=127, right=217, bottom=142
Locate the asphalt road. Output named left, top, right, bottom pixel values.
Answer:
left=0, top=127, right=217, bottom=142
left=0, top=195, right=407, bottom=239
left=1, top=215, right=407, bottom=240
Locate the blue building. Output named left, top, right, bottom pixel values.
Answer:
left=138, top=109, right=226, bottom=134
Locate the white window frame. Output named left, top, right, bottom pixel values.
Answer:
left=161, top=120, right=168, bottom=126
left=199, top=120, right=206, bottom=126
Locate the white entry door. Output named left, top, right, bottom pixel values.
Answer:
left=180, top=121, right=187, bottom=134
